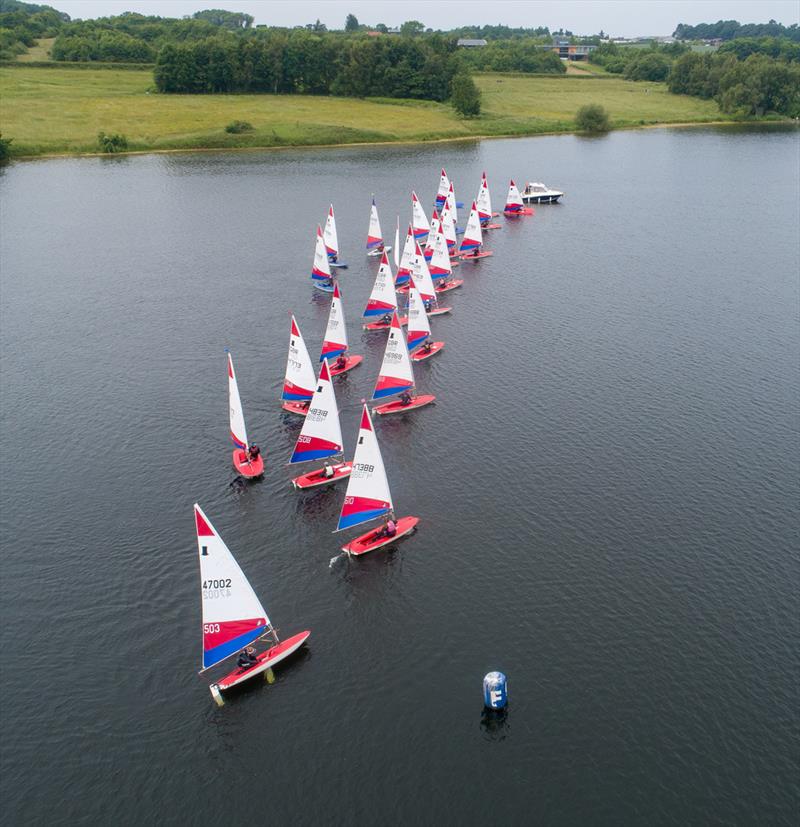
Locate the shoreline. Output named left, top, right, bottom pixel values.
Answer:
left=12, top=119, right=791, bottom=163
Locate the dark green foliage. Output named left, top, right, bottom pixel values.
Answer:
left=668, top=49, right=800, bottom=116
left=400, top=20, right=425, bottom=37
left=673, top=20, right=800, bottom=42
left=225, top=120, right=253, bottom=133
left=192, top=10, right=253, bottom=30
left=458, top=40, right=566, bottom=74
left=624, top=52, right=671, bottom=82
left=718, top=36, right=800, bottom=62
left=450, top=24, right=550, bottom=40
left=0, top=132, right=12, bottom=162
left=0, top=0, right=68, bottom=58
left=575, top=103, right=611, bottom=132
left=345, top=14, right=359, bottom=33
left=97, top=131, right=128, bottom=152
left=450, top=72, right=481, bottom=116
left=52, top=30, right=155, bottom=62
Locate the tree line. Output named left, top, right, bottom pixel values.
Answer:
left=673, top=20, right=800, bottom=42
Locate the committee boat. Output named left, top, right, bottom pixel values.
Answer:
left=521, top=181, right=564, bottom=204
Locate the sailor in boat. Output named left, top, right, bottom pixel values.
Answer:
left=237, top=646, right=259, bottom=670
left=380, top=312, right=392, bottom=326
left=399, top=390, right=413, bottom=406
left=334, top=353, right=347, bottom=371
left=420, top=339, right=433, bottom=354
left=317, top=461, right=335, bottom=480
left=375, top=514, right=397, bottom=540
left=246, top=443, right=261, bottom=463
left=423, top=299, right=432, bottom=313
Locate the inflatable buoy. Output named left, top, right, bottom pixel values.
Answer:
left=483, top=671, right=507, bottom=710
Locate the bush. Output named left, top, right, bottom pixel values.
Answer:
left=97, top=131, right=128, bottom=152
left=224, top=120, right=254, bottom=134
left=0, top=133, right=12, bottom=163
left=575, top=103, right=611, bottom=132
left=450, top=72, right=481, bottom=116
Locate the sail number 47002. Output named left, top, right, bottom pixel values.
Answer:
left=203, top=579, right=231, bottom=589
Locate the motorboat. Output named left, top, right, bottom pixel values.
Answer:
left=521, top=182, right=564, bottom=204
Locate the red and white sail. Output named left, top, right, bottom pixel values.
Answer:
left=195, top=504, right=271, bottom=670
left=505, top=179, right=524, bottom=213
left=364, top=251, right=398, bottom=318
left=311, top=225, right=332, bottom=283
left=476, top=172, right=493, bottom=224
left=446, top=182, right=458, bottom=228
left=323, top=205, right=339, bottom=259
left=289, top=359, right=343, bottom=464
left=429, top=229, right=452, bottom=280
left=435, top=167, right=450, bottom=208
left=366, top=197, right=384, bottom=251
left=393, top=217, right=400, bottom=268
left=321, top=281, right=349, bottom=361
left=283, top=315, right=316, bottom=403
left=411, top=242, right=437, bottom=301
left=336, top=404, right=393, bottom=531
left=227, top=351, right=249, bottom=451
left=406, top=286, right=432, bottom=352
left=440, top=202, right=457, bottom=252
left=396, top=224, right=416, bottom=287
left=373, top=311, right=415, bottom=399
left=424, top=208, right=441, bottom=261
left=460, top=201, right=483, bottom=254
left=411, top=191, right=430, bottom=241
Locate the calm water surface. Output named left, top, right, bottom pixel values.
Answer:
left=1, top=126, right=798, bottom=826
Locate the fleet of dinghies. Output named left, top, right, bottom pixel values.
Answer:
left=201, top=168, right=537, bottom=704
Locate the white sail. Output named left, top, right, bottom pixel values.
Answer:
left=195, top=504, right=271, bottom=670
left=411, top=242, right=437, bottom=301
left=289, top=360, right=344, bottom=464
left=505, top=179, right=524, bottom=211
left=406, top=286, right=432, bottom=351
left=336, top=404, right=393, bottom=531
left=411, top=191, right=430, bottom=240
left=393, top=217, right=400, bottom=268
left=227, top=351, right=248, bottom=451
left=323, top=205, right=339, bottom=259
left=460, top=200, right=483, bottom=254
left=367, top=198, right=383, bottom=250
left=435, top=167, right=450, bottom=205
left=311, top=225, right=332, bottom=283
left=282, top=315, right=317, bottom=402
left=429, top=229, right=452, bottom=279
left=446, top=182, right=458, bottom=228
left=440, top=202, right=457, bottom=251
left=321, top=281, right=348, bottom=361
left=364, top=251, right=398, bottom=318
left=476, top=172, right=492, bottom=221
left=396, top=224, right=416, bottom=286
left=373, top=311, right=415, bottom=399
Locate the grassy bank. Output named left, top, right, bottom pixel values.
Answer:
left=0, top=65, right=736, bottom=158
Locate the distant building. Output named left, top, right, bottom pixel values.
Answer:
left=548, top=37, right=596, bottom=61
left=456, top=38, right=488, bottom=48
left=366, top=30, right=382, bottom=37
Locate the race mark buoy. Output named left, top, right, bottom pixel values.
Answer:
left=483, top=671, right=507, bottom=710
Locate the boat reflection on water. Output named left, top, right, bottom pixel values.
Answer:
left=480, top=707, right=510, bottom=742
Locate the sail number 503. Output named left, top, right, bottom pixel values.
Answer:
left=203, top=623, right=220, bottom=634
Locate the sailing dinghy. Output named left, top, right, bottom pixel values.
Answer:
left=395, top=224, right=416, bottom=289
left=227, top=350, right=264, bottom=478
left=363, top=251, right=409, bottom=330
left=282, top=315, right=317, bottom=415
left=477, top=172, right=501, bottom=229
left=289, top=359, right=352, bottom=489
left=412, top=242, right=452, bottom=316
left=411, top=192, right=430, bottom=243
left=336, top=404, right=419, bottom=555
left=324, top=205, right=348, bottom=268
left=366, top=197, right=391, bottom=256
left=407, top=286, right=444, bottom=362
left=311, top=225, right=336, bottom=292
left=459, top=201, right=493, bottom=260
left=435, top=168, right=450, bottom=209
left=372, top=311, right=435, bottom=415
left=504, top=179, right=535, bottom=216
left=429, top=228, right=464, bottom=294
left=194, top=503, right=310, bottom=706
left=393, top=217, right=400, bottom=269
left=321, top=282, right=362, bottom=376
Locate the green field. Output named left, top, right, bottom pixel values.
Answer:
left=0, top=64, right=734, bottom=157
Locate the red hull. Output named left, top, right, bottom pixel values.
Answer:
left=292, top=462, right=352, bottom=489
left=282, top=401, right=309, bottom=416
left=373, top=394, right=436, bottom=415
left=504, top=207, right=535, bottom=216
left=435, top=279, right=463, bottom=293
left=460, top=251, right=493, bottom=260
left=363, top=316, right=408, bottom=331
left=213, top=630, right=311, bottom=692
left=342, top=516, right=420, bottom=556
left=427, top=306, right=451, bottom=317
left=411, top=342, right=444, bottom=361
left=232, top=449, right=264, bottom=478
left=483, top=223, right=502, bottom=229
left=329, top=354, right=362, bottom=376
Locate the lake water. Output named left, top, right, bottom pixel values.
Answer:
left=1, top=126, right=798, bottom=826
